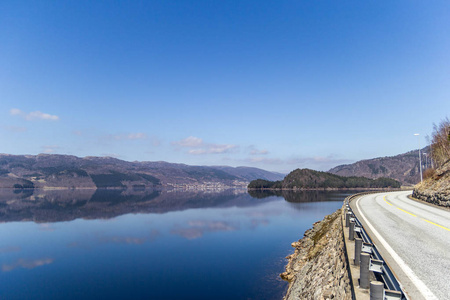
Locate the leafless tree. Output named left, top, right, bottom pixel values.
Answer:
left=431, top=117, right=450, bottom=168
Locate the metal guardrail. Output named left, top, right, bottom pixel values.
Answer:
left=344, top=193, right=407, bottom=300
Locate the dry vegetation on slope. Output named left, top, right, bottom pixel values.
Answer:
left=413, top=161, right=450, bottom=205
left=413, top=118, right=450, bottom=205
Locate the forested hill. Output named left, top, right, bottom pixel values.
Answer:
left=0, top=154, right=284, bottom=189
left=329, top=147, right=429, bottom=185
left=248, top=168, right=401, bottom=189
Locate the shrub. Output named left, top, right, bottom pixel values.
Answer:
left=431, top=117, right=450, bottom=168
left=423, top=168, right=436, bottom=180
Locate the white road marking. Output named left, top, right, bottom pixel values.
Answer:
left=356, top=194, right=438, bottom=300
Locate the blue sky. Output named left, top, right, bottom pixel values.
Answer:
left=1, top=1, right=449, bottom=173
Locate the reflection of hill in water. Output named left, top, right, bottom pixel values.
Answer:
left=0, top=189, right=349, bottom=223
left=0, top=189, right=276, bottom=223
left=248, top=190, right=357, bottom=202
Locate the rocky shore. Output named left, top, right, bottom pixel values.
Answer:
left=413, top=161, right=450, bottom=207
left=280, top=208, right=352, bottom=300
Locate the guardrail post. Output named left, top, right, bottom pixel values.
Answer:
left=349, top=221, right=355, bottom=241
left=354, top=238, right=362, bottom=266
left=345, top=212, right=351, bottom=227
left=360, top=253, right=370, bottom=289
left=370, top=281, right=384, bottom=300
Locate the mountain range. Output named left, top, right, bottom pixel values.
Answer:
left=328, top=147, right=429, bottom=185
left=0, top=154, right=284, bottom=189
left=0, top=147, right=427, bottom=190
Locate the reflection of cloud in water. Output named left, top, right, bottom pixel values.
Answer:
left=221, top=206, right=284, bottom=219
left=102, top=236, right=147, bottom=245
left=67, top=241, right=84, bottom=248
left=0, top=246, right=21, bottom=254
left=39, top=224, right=55, bottom=231
left=188, top=220, right=236, bottom=231
left=2, top=258, right=54, bottom=272
left=245, top=211, right=266, bottom=218
left=149, top=229, right=160, bottom=241
left=98, top=229, right=160, bottom=245
left=171, top=228, right=204, bottom=240
left=98, top=218, right=118, bottom=223
left=250, top=219, right=270, bottom=229
left=245, top=210, right=282, bottom=218
left=172, top=220, right=238, bottom=240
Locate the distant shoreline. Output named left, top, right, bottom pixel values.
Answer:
left=3, top=186, right=411, bottom=192
left=1, top=186, right=249, bottom=192
left=247, top=187, right=409, bottom=191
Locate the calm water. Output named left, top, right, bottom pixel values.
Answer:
left=0, top=189, right=353, bottom=300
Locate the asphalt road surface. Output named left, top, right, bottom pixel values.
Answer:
left=351, top=191, right=450, bottom=300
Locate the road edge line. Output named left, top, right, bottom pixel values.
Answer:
left=355, top=194, right=438, bottom=300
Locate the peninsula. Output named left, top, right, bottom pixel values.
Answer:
left=248, top=168, right=401, bottom=190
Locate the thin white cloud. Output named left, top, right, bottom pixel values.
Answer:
left=42, top=145, right=60, bottom=154
left=248, top=146, right=269, bottom=155
left=225, top=154, right=353, bottom=172
left=188, top=144, right=236, bottom=155
left=101, top=153, right=122, bottom=158
left=172, top=136, right=203, bottom=147
left=246, top=157, right=283, bottom=164
left=102, top=133, right=160, bottom=148
left=28, top=111, right=59, bottom=121
left=286, top=155, right=354, bottom=168
left=150, top=136, right=162, bottom=146
left=113, top=133, right=148, bottom=140
left=251, top=149, right=269, bottom=155
left=10, top=108, right=22, bottom=116
left=10, top=108, right=59, bottom=121
left=4, top=126, right=27, bottom=133
left=172, top=136, right=237, bottom=155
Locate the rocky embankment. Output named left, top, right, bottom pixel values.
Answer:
left=280, top=209, right=351, bottom=300
left=413, top=161, right=450, bottom=206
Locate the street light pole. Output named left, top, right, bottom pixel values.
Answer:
left=414, top=133, right=423, bottom=182
left=430, top=143, right=434, bottom=169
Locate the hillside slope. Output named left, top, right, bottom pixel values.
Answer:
left=212, top=166, right=285, bottom=182
left=413, top=161, right=450, bottom=206
left=0, top=154, right=282, bottom=189
left=248, top=168, right=400, bottom=189
left=329, top=148, right=428, bottom=185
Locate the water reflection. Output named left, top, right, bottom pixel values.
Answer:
left=0, top=188, right=278, bottom=223
left=0, top=246, right=21, bottom=254
left=171, top=220, right=239, bottom=240
left=248, top=189, right=359, bottom=203
left=0, top=188, right=352, bottom=224
left=2, top=258, right=54, bottom=272
left=0, top=188, right=352, bottom=300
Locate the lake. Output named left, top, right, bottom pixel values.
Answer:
left=0, top=189, right=353, bottom=299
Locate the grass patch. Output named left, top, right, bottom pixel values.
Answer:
left=307, top=209, right=340, bottom=260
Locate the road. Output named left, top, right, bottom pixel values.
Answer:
left=351, top=191, right=450, bottom=300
